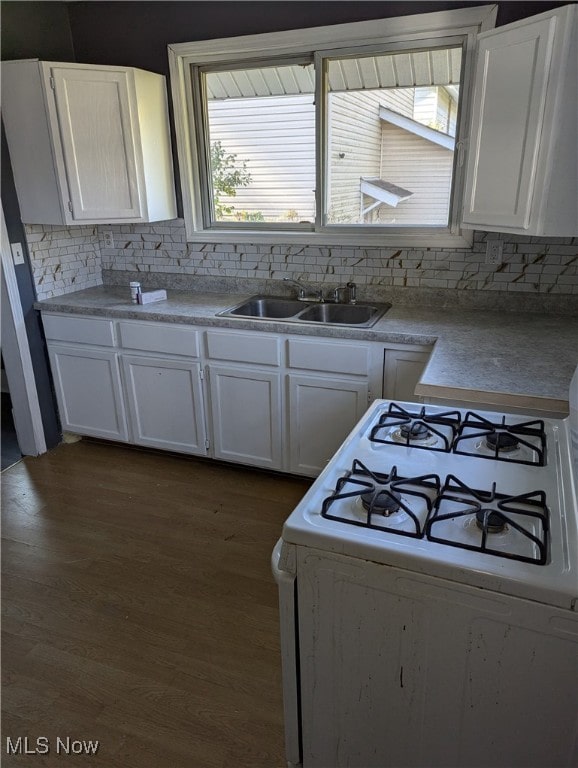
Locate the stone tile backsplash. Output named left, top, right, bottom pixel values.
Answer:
left=26, top=218, right=577, bottom=304
left=25, top=224, right=102, bottom=300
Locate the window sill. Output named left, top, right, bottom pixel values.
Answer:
left=185, top=228, right=474, bottom=249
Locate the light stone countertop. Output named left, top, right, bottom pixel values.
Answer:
left=36, top=285, right=578, bottom=415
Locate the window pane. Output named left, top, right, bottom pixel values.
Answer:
left=204, top=63, right=316, bottom=224
left=325, top=46, right=462, bottom=227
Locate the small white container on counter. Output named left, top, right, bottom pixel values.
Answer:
left=129, top=282, right=141, bottom=303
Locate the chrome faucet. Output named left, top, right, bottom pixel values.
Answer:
left=283, top=277, right=323, bottom=302
left=331, top=285, right=350, bottom=303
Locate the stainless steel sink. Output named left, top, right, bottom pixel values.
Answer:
left=226, top=297, right=305, bottom=318
left=218, top=295, right=390, bottom=327
left=296, top=303, right=384, bottom=326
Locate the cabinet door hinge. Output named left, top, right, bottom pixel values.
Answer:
left=199, top=368, right=205, bottom=380
left=204, top=438, right=210, bottom=450
left=368, top=390, right=372, bottom=404
left=49, top=76, right=56, bottom=90
left=67, top=200, right=73, bottom=213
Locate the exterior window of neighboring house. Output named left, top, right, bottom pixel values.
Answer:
left=169, top=6, right=496, bottom=245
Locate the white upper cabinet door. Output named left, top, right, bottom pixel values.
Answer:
left=462, top=5, right=577, bottom=236
left=50, top=67, right=144, bottom=222
left=1, top=59, right=176, bottom=225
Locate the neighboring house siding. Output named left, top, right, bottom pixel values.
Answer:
left=328, top=88, right=414, bottom=223
left=413, top=88, right=439, bottom=129
left=207, top=95, right=315, bottom=222
left=413, top=87, right=458, bottom=136
left=378, top=123, right=454, bottom=225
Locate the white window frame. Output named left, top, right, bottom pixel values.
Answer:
left=168, top=4, right=497, bottom=247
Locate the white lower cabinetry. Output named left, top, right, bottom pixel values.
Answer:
left=288, top=374, right=368, bottom=476
left=382, top=347, right=430, bottom=402
left=121, top=355, right=207, bottom=454
left=48, top=345, right=128, bottom=441
left=42, top=312, right=432, bottom=475
left=207, top=365, right=282, bottom=469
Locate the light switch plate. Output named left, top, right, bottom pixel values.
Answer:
left=11, top=242, right=25, bottom=265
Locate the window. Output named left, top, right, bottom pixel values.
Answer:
left=169, top=5, right=496, bottom=246
left=204, top=61, right=316, bottom=226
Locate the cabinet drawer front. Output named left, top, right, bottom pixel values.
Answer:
left=42, top=314, right=115, bottom=346
left=206, top=330, right=280, bottom=366
left=119, top=321, right=199, bottom=357
left=288, top=339, right=369, bottom=375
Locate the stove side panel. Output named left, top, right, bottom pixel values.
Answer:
left=296, top=547, right=578, bottom=768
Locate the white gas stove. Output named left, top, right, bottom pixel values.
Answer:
left=274, top=368, right=578, bottom=768
left=282, top=398, right=577, bottom=609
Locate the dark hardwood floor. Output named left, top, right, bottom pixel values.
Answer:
left=1, top=440, right=311, bottom=767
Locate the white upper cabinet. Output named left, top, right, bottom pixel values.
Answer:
left=462, top=5, right=577, bottom=236
left=2, top=60, right=177, bottom=225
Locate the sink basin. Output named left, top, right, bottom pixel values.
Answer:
left=226, top=297, right=304, bottom=318
left=218, top=295, right=390, bottom=327
left=296, top=303, right=385, bottom=326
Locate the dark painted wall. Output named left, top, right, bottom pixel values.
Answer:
left=1, top=1, right=75, bottom=61
left=1, top=1, right=75, bottom=449
left=66, top=1, right=573, bottom=76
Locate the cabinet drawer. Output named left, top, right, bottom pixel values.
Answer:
left=288, top=338, right=370, bottom=375
left=42, top=314, right=115, bottom=347
left=206, top=330, right=280, bottom=366
left=119, top=321, right=199, bottom=357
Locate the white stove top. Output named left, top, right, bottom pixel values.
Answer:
left=282, top=399, right=578, bottom=610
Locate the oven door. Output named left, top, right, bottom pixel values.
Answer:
left=272, top=539, right=302, bottom=767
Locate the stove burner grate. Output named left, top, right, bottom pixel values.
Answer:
left=453, top=412, right=546, bottom=466
left=321, top=459, right=441, bottom=539
left=369, top=403, right=461, bottom=453
left=426, top=475, right=549, bottom=564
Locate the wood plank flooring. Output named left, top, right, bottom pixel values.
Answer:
left=1, top=440, right=311, bottom=767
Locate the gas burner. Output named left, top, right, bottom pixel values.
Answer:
left=426, top=475, right=549, bottom=564
left=485, top=431, right=520, bottom=453
left=475, top=508, right=507, bottom=534
left=401, top=421, right=430, bottom=440
left=454, top=412, right=546, bottom=466
left=391, top=424, right=438, bottom=447
left=321, top=459, right=441, bottom=539
left=360, top=488, right=402, bottom=515
left=370, top=404, right=461, bottom=453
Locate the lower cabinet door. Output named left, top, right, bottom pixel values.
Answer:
left=48, top=345, right=128, bottom=441
left=121, top=355, right=207, bottom=454
left=208, top=365, right=282, bottom=469
left=288, top=373, right=368, bottom=476
left=383, top=348, right=430, bottom=402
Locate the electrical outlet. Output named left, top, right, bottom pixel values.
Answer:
left=486, top=239, right=503, bottom=264
left=10, top=242, right=25, bottom=265
left=103, top=231, right=114, bottom=249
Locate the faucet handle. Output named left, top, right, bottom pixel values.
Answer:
left=346, top=281, right=357, bottom=304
